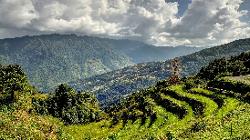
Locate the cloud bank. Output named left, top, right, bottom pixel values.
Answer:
left=0, top=0, right=250, bottom=46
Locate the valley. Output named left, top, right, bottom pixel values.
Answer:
left=0, top=34, right=202, bottom=91
left=70, top=38, right=250, bottom=107
left=0, top=50, right=249, bottom=139
left=1, top=0, right=250, bottom=139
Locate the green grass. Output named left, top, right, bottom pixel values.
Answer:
left=64, top=120, right=122, bottom=139
left=158, top=94, right=194, bottom=138
left=224, top=75, right=250, bottom=85
left=169, top=85, right=218, bottom=117
left=0, top=107, right=69, bottom=140
left=181, top=102, right=250, bottom=139
left=63, top=82, right=249, bottom=140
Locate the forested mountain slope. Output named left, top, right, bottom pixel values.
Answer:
left=0, top=34, right=201, bottom=91
left=70, top=38, right=250, bottom=106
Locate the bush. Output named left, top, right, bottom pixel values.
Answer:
left=208, top=78, right=250, bottom=96
left=0, top=64, right=32, bottom=105
left=191, top=122, right=207, bottom=132
left=33, top=84, right=102, bottom=124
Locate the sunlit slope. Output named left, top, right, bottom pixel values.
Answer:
left=64, top=77, right=250, bottom=139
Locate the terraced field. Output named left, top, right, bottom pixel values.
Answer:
left=64, top=77, right=250, bottom=140
left=225, top=75, right=250, bottom=85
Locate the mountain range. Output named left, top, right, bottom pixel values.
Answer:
left=0, top=34, right=202, bottom=90
left=69, top=38, right=250, bottom=106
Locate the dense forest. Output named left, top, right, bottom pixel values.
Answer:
left=70, top=38, right=250, bottom=107
left=0, top=50, right=249, bottom=139
left=0, top=34, right=202, bottom=91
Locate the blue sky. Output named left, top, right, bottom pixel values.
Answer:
left=166, top=0, right=192, bottom=16
left=0, top=0, right=250, bottom=46
left=173, top=0, right=250, bottom=18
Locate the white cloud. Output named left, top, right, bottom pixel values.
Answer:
left=0, top=0, right=37, bottom=28
left=0, top=0, right=249, bottom=46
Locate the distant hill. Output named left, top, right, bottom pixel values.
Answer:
left=69, top=38, right=250, bottom=106
left=0, top=34, right=202, bottom=90
left=110, top=40, right=203, bottom=63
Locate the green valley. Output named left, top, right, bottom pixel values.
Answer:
left=1, top=0, right=250, bottom=139
left=70, top=38, right=250, bottom=107
left=1, top=49, right=249, bottom=140
left=0, top=34, right=202, bottom=91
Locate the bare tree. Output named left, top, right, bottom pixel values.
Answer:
left=168, top=58, right=181, bottom=85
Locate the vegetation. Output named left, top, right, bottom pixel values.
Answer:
left=0, top=40, right=250, bottom=139
left=70, top=38, right=250, bottom=107
left=0, top=64, right=100, bottom=139
left=64, top=51, right=250, bottom=139
left=0, top=34, right=202, bottom=91
left=33, top=84, right=102, bottom=125
left=198, top=52, right=250, bottom=80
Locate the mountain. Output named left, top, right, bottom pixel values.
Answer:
left=1, top=51, right=249, bottom=139
left=108, top=39, right=204, bottom=63
left=0, top=34, right=202, bottom=90
left=69, top=38, right=250, bottom=106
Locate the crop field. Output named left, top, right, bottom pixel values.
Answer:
left=64, top=76, right=250, bottom=140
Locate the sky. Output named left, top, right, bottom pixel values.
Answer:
left=0, top=0, right=250, bottom=47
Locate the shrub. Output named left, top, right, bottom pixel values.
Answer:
left=0, top=64, right=32, bottom=105
left=33, top=84, right=102, bottom=124
left=191, top=122, right=207, bottom=132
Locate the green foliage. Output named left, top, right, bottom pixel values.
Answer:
left=0, top=64, right=28, bottom=92
left=71, top=38, right=250, bottom=107
left=0, top=107, right=71, bottom=140
left=64, top=51, right=250, bottom=139
left=0, top=34, right=135, bottom=91
left=0, top=34, right=202, bottom=91
left=183, top=77, right=205, bottom=90
left=0, top=64, right=72, bottom=139
left=107, top=90, right=156, bottom=126
left=0, top=64, right=32, bottom=111
left=198, top=52, right=250, bottom=80
left=33, top=84, right=102, bottom=124
left=208, top=77, right=250, bottom=102
left=1, top=39, right=250, bottom=139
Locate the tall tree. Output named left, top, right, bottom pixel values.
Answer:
left=168, top=58, right=181, bottom=84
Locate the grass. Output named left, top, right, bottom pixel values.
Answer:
left=169, top=85, right=218, bottom=117
left=224, top=74, right=250, bottom=85
left=63, top=79, right=250, bottom=140
left=0, top=107, right=69, bottom=140
left=189, top=87, right=239, bottom=119
left=181, top=102, right=250, bottom=139
left=156, top=94, right=194, bottom=138
left=64, top=120, right=122, bottom=139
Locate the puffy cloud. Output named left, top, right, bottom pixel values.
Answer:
left=0, top=0, right=249, bottom=46
left=0, top=0, right=37, bottom=28
left=152, top=0, right=250, bottom=46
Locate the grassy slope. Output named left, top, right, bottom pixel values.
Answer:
left=224, top=75, right=250, bottom=85
left=64, top=77, right=250, bottom=140
left=0, top=108, right=70, bottom=140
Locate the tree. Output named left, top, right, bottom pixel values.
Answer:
left=34, top=84, right=102, bottom=124
left=0, top=64, right=31, bottom=105
left=168, top=58, right=181, bottom=85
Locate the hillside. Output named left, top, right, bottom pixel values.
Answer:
left=0, top=34, right=201, bottom=91
left=64, top=51, right=250, bottom=139
left=70, top=38, right=250, bottom=106
left=1, top=51, right=249, bottom=139
left=0, top=64, right=101, bottom=139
